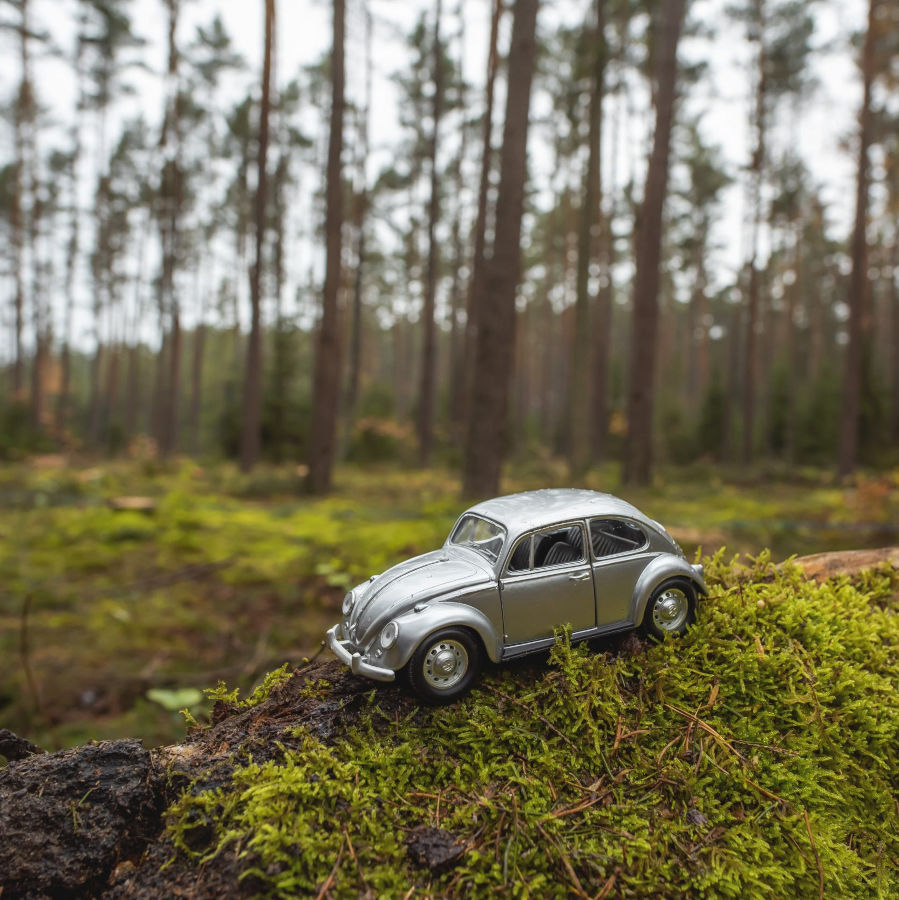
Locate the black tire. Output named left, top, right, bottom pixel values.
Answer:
left=407, top=627, right=483, bottom=704
left=641, top=578, right=696, bottom=640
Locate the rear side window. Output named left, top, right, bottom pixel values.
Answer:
left=589, top=518, right=646, bottom=558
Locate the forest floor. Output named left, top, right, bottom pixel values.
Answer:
left=0, top=456, right=897, bottom=751
left=1, top=549, right=897, bottom=898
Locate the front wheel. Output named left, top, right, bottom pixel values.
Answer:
left=642, top=578, right=696, bottom=640
left=407, top=627, right=483, bottom=704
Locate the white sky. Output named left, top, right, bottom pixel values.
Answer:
left=0, top=0, right=870, bottom=350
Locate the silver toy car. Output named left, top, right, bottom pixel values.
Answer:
left=326, top=489, right=705, bottom=703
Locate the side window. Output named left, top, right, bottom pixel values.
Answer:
left=590, top=518, right=646, bottom=558
left=507, top=536, right=532, bottom=573
left=533, top=524, right=586, bottom=569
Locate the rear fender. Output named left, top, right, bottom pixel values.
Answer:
left=632, top=556, right=707, bottom=624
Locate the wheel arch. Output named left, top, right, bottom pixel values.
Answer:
left=389, top=602, right=501, bottom=670
left=631, top=556, right=703, bottom=625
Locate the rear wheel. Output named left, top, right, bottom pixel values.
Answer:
left=407, top=627, right=482, bottom=704
left=642, top=578, right=696, bottom=640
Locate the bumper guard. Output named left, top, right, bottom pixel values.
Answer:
left=326, top=625, right=396, bottom=683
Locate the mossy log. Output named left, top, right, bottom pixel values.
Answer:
left=1, top=548, right=897, bottom=899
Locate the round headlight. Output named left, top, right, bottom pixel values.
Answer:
left=342, top=590, right=355, bottom=616
left=379, top=621, right=399, bottom=649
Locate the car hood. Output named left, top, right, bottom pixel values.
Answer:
left=348, top=549, right=493, bottom=644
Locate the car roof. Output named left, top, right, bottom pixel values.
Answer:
left=464, top=489, right=658, bottom=539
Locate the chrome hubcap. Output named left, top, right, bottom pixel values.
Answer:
left=652, top=588, right=688, bottom=632
left=423, top=640, right=468, bottom=689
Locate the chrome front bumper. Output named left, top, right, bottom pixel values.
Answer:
left=326, top=625, right=396, bottom=683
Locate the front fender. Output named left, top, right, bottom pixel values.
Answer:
left=632, top=556, right=708, bottom=624
left=383, top=601, right=502, bottom=670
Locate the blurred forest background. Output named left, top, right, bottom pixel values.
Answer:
left=1, top=0, right=898, bottom=749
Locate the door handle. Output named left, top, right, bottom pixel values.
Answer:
left=568, top=572, right=590, bottom=582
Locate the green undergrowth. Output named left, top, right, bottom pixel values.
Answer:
left=2, top=458, right=896, bottom=749
left=166, top=553, right=899, bottom=898
left=204, top=664, right=295, bottom=710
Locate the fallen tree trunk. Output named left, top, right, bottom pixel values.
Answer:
left=1, top=547, right=897, bottom=899
left=788, top=546, right=899, bottom=582
left=1, top=662, right=412, bottom=899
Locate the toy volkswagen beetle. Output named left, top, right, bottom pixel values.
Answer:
left=326, top=489, right=706, bottom=703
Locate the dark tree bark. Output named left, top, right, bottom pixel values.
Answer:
left=345, top=5, right=372, bottom=440
left=569, top=0, right=606, bottom=473
left=270, top=154, right=290, bottom=460
left=539, top=198, right=561, bottom=445
left=125, top=342, right=140, bottom=438
left=447, top=1, right=469, bottom=429
left=418, top=0, right=445, bottom=466
left=9, top=0, right=34, bottom=402
left=57, top=128, right=81, bottom=436
left=190, top=312, right=206, bottom=456
left=460, top=0, right=503, bottom=423
left=156, top=0, right=185, bottom=458
left=783, top=222, right=802, bottom=462
left=838, top=0, right=877, bottom=478
left=345, top=4, right=372, bottom=430
left=346, top=199, right=365, bottom=416
left=686, top=218, right=710, bottom=410
left=741, top=0, right=767, bottom=465
left=622, top=0, right=687, bottom=485
left=590, top=0, right=613, bottom=463
left=239, top=0, right=275, bottom=472
left=307, top=0, right=346, bottom=494
left=462, top=0, right=540, bottom=498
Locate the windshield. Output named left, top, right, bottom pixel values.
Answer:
left=448, top=515, right=506, bottom=564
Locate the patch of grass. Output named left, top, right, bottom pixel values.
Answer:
left=167, top=556, right=899, bottom=898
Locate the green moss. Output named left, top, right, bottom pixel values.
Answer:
left=205, top=664, right=294, bottom=710
left=166, top=557, right=899, bottom=898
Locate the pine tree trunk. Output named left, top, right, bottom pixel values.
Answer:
left=9, top=0, right=33, bottom=402
left=57, top=168, right=79, bottom=436
left=418, top=0, right=445, bottom=467
left=463, top=0, right=539, bottom=498
left=157, top=0, right=184, bottom=459
left=345, top=6, right=371, bottom=433
left=569, top=0, right=606, bottom=473
left=686, top=226, right=709, bottom=412
left=240, top=0, right=275, bottom=473
left=307, top=0, right=346, bottom=494
left=165, top=309, right=181, bottom=454
left=271, top=157, right=289, bottom=460
left=460, top=0, right=502, bottom=424
left=622, top=0, right=686, bottom=486
left=190, top=322, right=206, bottom=456
left=125, top=344, right=140, bottom=440
left=838, top=0, right=877, bottom=477
left=346, top=214, right=365, bottom=418
left=448, top=3, right=469, bottom=430
left=742, top=0, right=766, bottom=465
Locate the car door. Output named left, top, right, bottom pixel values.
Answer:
left=499, top=521, right=595, bottom=645
left=589, top=518, right=656, bottom=626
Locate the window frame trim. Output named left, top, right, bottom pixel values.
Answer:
left=501, top=519, right=589, bottom=577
